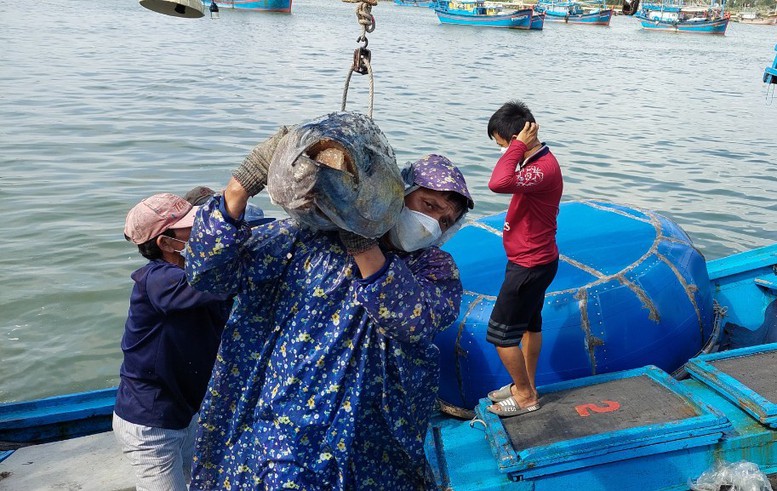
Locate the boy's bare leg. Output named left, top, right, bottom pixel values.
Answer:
left=521, top=331, right=542, bottom=397
left=495, top=346, right=539, bottom=408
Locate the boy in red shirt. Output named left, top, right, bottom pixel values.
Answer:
left=485, top=100, right=563, bottom=417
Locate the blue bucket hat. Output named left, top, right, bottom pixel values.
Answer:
left=401, top=154, right=475, bottom=211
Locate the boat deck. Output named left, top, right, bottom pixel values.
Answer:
left=0, top=431, right=134, bottom=491
left=426, top=344, right=777, bottom=490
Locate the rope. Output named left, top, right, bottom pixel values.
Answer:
left=341, top=57, right=374, bottom=119
left=342, top=0, right=377, bottom=38
left=341, top=0, right=377, bottom=118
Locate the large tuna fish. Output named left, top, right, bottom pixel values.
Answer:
left=267, top=112, right=404, bottom=238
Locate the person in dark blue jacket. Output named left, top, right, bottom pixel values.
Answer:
left=113, top=192, right=231, bottom=491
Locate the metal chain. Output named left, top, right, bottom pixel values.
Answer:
left=341, top=0, right=377, bottom=118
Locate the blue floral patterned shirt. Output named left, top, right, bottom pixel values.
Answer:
left=185, top=196, right=462, bottom=490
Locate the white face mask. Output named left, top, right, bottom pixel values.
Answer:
left=167, top=236, right=190, bottom=261
left=388, top=208, right=443, bottom=252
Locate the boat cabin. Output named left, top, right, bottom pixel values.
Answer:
left=639, top=0, right=726, bottom=21
left=437, top=0, right=504, bottom=15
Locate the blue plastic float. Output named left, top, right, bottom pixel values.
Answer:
left=437, top=200, right=715, bottom=411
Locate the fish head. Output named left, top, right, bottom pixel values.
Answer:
left=267, top=112, right=404, bottom=238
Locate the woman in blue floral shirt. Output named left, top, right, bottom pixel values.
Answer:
left=185, top=129, right=474, bottom=490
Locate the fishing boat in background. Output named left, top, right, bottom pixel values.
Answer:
left=531, top=10, right=547, bottom=28
left=394, top=0, right=436, bottom=7
left=434, top=0, right=537, bottom=29
left=534, top=0, right=614, bottom=25
left=200, top=0, right=291, bottom=13
left=0, top=388, right=117, bottom=464
left=735, top=8, right=777, bottom=24
left=766, top=43, right=777, bottom=85
left=628, top=0, right=730, bottom=34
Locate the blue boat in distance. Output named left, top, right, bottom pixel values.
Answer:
left=626, top=0, right=730, bottom=34
left=531, top=11, right=546, bottom=28
left=394, top=0, right=436, bottom=7
left=201, top=0, right=291, bottom=13
left=434, top=0, right=538, bottom=29
left=765, top=44, right=777, bottom=85
left=535, top=0, right=614, bottom=24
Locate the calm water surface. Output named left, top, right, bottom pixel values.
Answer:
left=1, top=0, right=776, bottom=402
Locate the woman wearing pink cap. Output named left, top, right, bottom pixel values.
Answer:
left=114, top=193, right=232, bottom=491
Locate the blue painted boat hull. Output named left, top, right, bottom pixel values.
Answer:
left=636, top=13, right=730, bottom=33
left=394, top=0, right=435, bottom=6
left=426, top=348, right=777, bottom=490
left=472, top=366, right=730, bottom=481
left=0, top=387, right=116, bottom=462
left=201, top=0, right=291, bottom=12
left=764, top=43, right=777, bottom=84
left=437, top=201, right=715, bottom=410
left=435, top=8, right=534, bottom=28
left=543, top=8, right=613, bottom=24
left=530, top=12, right=546, bottom=29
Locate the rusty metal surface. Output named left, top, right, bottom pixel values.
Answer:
left=502, top=375, right=698, bottom=450
left=710, top=351, right=777, bottom=402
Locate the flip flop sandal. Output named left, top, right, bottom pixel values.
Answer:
left=487, top=384, right=514, bottom=403
left=488, top=384, right=542, bottom=403
left=486, top=396, right=541, bottom=418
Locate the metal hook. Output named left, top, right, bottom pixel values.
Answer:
left=469, top=417, right=486, bottom=430
left=340, top=0, right=377, bottom=118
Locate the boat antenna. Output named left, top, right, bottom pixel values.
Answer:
left=341, top=0, right=377, bottom=118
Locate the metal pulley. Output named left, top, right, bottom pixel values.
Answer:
left=352, top=46, right=371, bottom=75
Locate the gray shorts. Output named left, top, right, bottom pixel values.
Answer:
left=112, top=412, right=198, bottom=491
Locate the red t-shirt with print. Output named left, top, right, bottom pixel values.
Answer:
left=488, top=140, right=563, bottom=268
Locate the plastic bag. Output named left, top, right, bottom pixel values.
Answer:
left=690, top=460, right=773, bottom=491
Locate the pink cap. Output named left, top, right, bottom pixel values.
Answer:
left=124, top=193, right=199, bottom=245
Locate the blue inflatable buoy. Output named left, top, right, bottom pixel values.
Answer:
left=436, top=200, right=714, bottom=412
